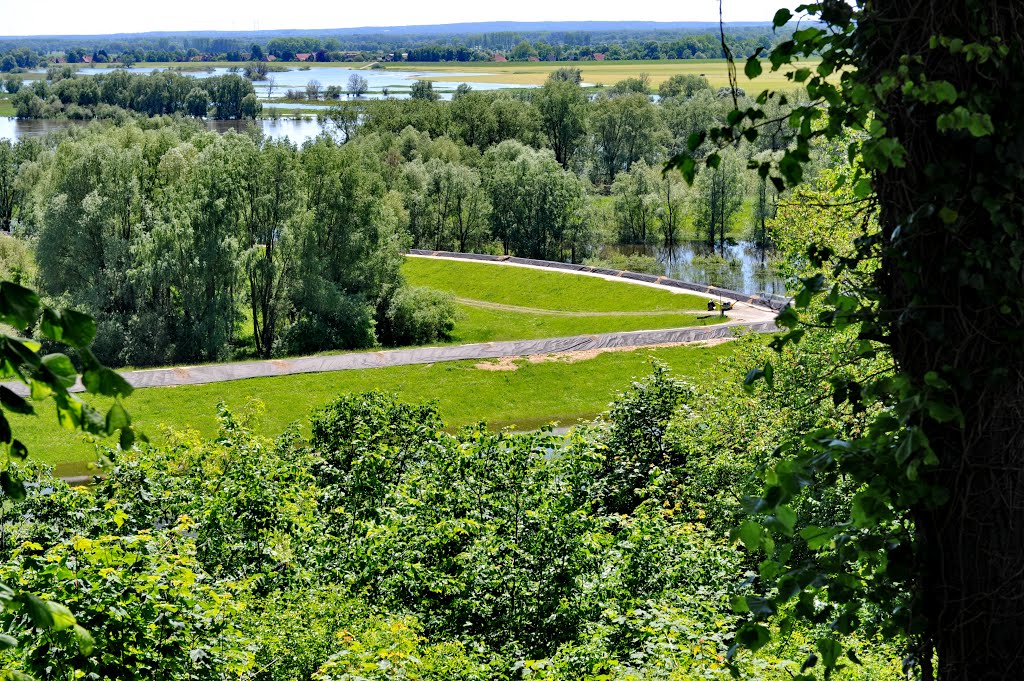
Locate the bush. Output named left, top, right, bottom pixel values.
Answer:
left=279, top=296, right=377, bottom=356
left=380, top=285, right=458, bottom=346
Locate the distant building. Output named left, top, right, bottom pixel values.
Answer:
left=528, top=55, right=540, bottom=62
left=295, top=53, right=312, bottom=62
left=592, top=53, right=606, bottom=61
left=267, top=55, right=278, bottom=62
left=81, top=55, right=93, bottom=64
left=493, top=54, right=508, bottom=62
left=545, top=55, right=557, bottom=61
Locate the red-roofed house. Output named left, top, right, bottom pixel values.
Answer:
left=295, top=53, right=312, bottom=62
left=81, top=55, right=93, bottom=64
left=528, top=55, right=540, bottom=62
left=493, top=54, right=508, bottom=62
left=592, top=53, right=606, bottom=61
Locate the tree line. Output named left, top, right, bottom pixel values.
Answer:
left=11, top=70, right=261, bottom=120
left=0, top=25, right=785, bottom=69
left=0, top=123, right=462, bottom=368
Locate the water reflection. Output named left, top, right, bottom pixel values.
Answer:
left=0, top=116, right=330, bottom=145
left=607, top=240, right=788, bottom=297
left=28, top=65, right=536, bottom=100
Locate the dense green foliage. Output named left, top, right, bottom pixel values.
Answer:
left=12, top=70, right=260, bottom=120
left=0, top=121, right=458, bottom=367
left=0, top=274, right=139, bottom=680
left=0, top=25, right=785, bottom=67
left=0, top=363, right=901, bottom=679
left=664, top=1, right=1024, bottom=677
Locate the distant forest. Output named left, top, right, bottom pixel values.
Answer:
left=0, top=23, right=785, bottom=67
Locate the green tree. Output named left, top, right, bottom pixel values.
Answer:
left=409, top=80, right=439, bottom=101
left=658, top=73, right=713, bottom=100
left=484, top=140, right=589, bottom=261
left=691, top=149, right=745, bottom=254
left=184, top=87, right=209, bottom=117
left=237, top=139, right=304, bottom=358
left=533, top=79, right=588, bottom=169
left=611, top=161, right=658, bottom=245
left=670, top=2, right=1024, bottom=678
left=590, top=93, right=663, bottom=185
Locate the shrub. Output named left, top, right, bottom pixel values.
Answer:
left=380, top=285, right=458, bottom=346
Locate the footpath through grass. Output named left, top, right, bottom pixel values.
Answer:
left=20, top=342, right=739, bottom=470
left=402, top=257, right=707, bottom=311
left=402, top=257, right=714, bottom=343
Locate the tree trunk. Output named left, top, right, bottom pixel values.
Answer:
left=864, top=2, right=1024, bottom=677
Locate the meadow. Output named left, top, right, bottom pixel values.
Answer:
left=21, top=341, right=739, bottom=470
left=400, top=58, right=819, bottom=89
left=70, top=58, right=816, bottom=91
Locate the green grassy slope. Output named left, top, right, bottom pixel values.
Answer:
left=20, top=342, right=739, bottom=469
left=402, top=257, right=708, bottom=311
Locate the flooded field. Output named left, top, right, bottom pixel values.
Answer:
left=606, top=240, right=788, bottom=297
left=0, top=116, right=330, bottom=144
left=26, top=64, right=536, bottom=100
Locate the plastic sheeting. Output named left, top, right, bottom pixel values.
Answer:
left=3, top=321, right=778, bottom=397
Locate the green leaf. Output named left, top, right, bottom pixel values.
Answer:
left=41, top=353, right=77, bottom=389
left=20, top=593, right=55, bottom=628
left=736, top=623, right=771, bottom=652
left=0, top=387, right=33, bottom=415
left=775, top=504, right=796, bottom=535
left=0, top=470, right=25, bottom=501
left=120, top=426, right=136, bottom=450
left=74, top=624, right=95, bottom=654
left=745, top=57, right=763, bottom=79
left=801, top=525, right=835, bottom=550
left=0, top=633, right=17, bottom=650
left=816, top=637, right=843, bottom=668
left=744, top=595, right=777, bottom=619
left=46, top=601, right=76, bottom=631
left=106, top=402, right=131, bottom=433
left=41, top=308, right=97, bottom=348
left=10, top=440, right=28, bottom=461
left=772, top=8, right=792, bottom=27
left=738, top=520, right=764, bottom=550
left=82, top=367, right=133, bottom=398
left=0, top=282, right=40, bottom=330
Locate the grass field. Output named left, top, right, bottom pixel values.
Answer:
left=0, top=97, right=14, bottom=117
left=401, top=59, right=819, bottom=90
left=17, top=256, right=736, bottom=468
left=402, top=257, right=708, bottom=311
left=402, top=257, right=714, bottom=343
left=21, top=341, right=741, bottom=470
left=74, top=59, right=816, bottom=91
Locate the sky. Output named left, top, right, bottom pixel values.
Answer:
left=0, top=0, right=791, bottom=37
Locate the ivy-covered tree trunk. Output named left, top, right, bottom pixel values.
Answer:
left=864, top=2, right=1024, bottom=677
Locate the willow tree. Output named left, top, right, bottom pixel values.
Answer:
left=671, top=1, right=1024, bottom=678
